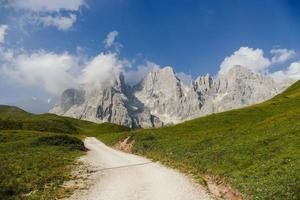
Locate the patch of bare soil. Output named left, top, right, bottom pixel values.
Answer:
left=114, top=136, right=135, bottom=153
left=204, top=175, right=245, bottom=200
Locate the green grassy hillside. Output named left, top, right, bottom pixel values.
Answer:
left=98, top=80, right=300, bottom=200
left=0, top=105, right=129, bottom=135
left=0, top=131, right=85, bottom=199
left=1, top=81, right=299, bottom=199
left=0, top=106, right=129, bottom=199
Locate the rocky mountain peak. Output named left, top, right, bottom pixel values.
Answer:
left=193, top=74, right=214, bottom=95
left=223, top=65, right=260, bottom=81
left=59, top=88, right=85, bottom=113
left=135, top=66, right=183, bottom=99
left=50, top=65, right=290, bottom=128
left=157, top=66, right=175, bottom=75
left=147, top=66, right=178, bottom=84
left=145, top=66, right=176, bottom=81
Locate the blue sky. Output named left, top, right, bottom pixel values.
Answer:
left=0, top=0, right=300, bottom=106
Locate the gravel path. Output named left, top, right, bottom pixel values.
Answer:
left=67, top=137, right=212, bottom=200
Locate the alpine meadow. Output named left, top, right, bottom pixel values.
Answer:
left=0, top=1, right=300, bottom=200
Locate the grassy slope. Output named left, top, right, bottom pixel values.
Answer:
left=1, top=81, right=299, bottom=199
left=97, top=81, right=300, bottom=200
left=0, top=106, right=129, bottom=199
left=0, top=131, right=85, bottom=199
left=0, top=105, right=129, bottom=135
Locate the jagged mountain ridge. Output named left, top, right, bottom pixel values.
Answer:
left=50, top=65, right=289, bottom=127
left=50, top=74, right=163, bottom=128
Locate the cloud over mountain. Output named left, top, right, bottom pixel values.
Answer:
left=218, top=46, right=300, bottom=83
left=125, top=61, right=160, bottom=85
left=219, top=47, right=271, bottom=74
left=271, top=61, right=300, bottom=82
left=79, top=53, right=124, bottom=88
left=270, top=48, right=296, bottom=64
left=1, top=29, right=299, bottom=97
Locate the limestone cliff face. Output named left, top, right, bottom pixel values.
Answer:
left=133, top=67, right=201, bottom=124
left=50, top=65, right=290, bottom=127
left=50, top=74, right=162, bottom=128
left=197, top=66, right=283, bottom=115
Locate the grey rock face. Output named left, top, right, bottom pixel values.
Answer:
left=50, top=74, right=162, bottom=128
left=198, top=66, right=283, bottom=115
left=134, top=67, right=201, bottom=124
left=193, top=74, right=214, bottom=96
left=50, top=65, right=291, bottom=127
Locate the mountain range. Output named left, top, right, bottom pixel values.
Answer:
left=49, top=65, right=292, bottom=127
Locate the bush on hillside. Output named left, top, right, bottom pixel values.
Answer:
left=35, top=135, right=86, bottom=151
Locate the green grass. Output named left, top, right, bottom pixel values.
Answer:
left=1, top=81, right=299, bottom=199
left=0, top=105, right=129, bottom=135
left=95, top=80, right=300, bottom=200
left=0, top=106, right=130, bottom=200
left=0, top=131, right=85, bottom=199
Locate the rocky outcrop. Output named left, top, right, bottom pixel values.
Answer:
left=134, top=67, right=201, bottom=124
left=50, top=65, right=290, bottom=128
left=50, top=74, right=163, bottom=128
left=197, top=66, right=283, bottom=115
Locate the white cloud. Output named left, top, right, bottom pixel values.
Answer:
left=103, top=30, right=120, bottom=48
left=0, top=49, right=126, bottom=94
left=219, top=46, right=300, bottom=82
left=0, top=30, right=128, bottom=95
left=79, top=53, right=124, bottom=88
left=0, top=25, right=8, bottom=43
left=270, top=48, right=296, bottom=64
left=271, top=61, right=300, bottom=82
left=40, top=14, right=77, bottom=31
left=9, top=0, right=86, bottom=31
left=219, top=47, right=271, bottom=74
left=125, top=61, right=160, bottom=85
left=1, top=50, right=78, bottom=94
left=10, top=0, right=85, bottom=12
left=177, top=72, right=192, bottom=85
left=0, top=48, right=14, bottom=61
left=1, top=43, right=298, bottom=100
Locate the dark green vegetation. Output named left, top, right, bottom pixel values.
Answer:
left=97, top=81, right=300, bottom=200
left=0, top=106, right=129, bottom=199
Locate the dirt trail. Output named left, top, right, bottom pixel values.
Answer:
left=67, top=137, right=213, bottom=200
